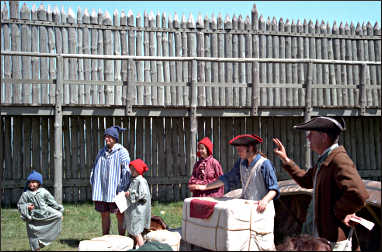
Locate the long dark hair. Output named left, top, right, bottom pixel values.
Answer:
left=249, top=143, right=267, bottom=158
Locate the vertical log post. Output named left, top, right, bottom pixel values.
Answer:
left=125, top=58, right=135, bottom=116
left=359, top=64, right=368, bottom=116
left=54, top=56, right=63, bottom=204
left=190, top=59, right=198, bottom=176
left=251, top=60, right=260, bottom=116
left=304, top=62, right=314, bottom=169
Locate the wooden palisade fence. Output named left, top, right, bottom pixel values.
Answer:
left=1, top=2, right=381, bottom=205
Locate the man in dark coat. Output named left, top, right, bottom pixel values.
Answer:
left=273, top=116, right=369, bottom=251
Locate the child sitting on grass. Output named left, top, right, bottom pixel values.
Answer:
left=17, top=170, right=64, bottom=251
left=124, top=159, right=151, bottom=248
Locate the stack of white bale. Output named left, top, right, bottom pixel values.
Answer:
left=181, top=197, right=275, bottom=251
left=144, top=229, right=182, bottom=251
left=78, top=235, right=134, bottom=251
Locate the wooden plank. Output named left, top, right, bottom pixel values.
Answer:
left=103, top=12, right=113, bottom=105
left=373, top=117, right=381, bottom=173
left=159, top=117, right=168, bottom=202
left=168, top=16, right=176, bottom=106
left=373, top=23, right=381, bottom=108
left=351, top=23, right=359, bottom=107
left=232, top=15, right=240, bottom=107
left=30, top=5, right=40, bottom=105
left=184, top=117, right=191, bottom=198
left=144, top=117, right=152, bottom=177
left=49, top=116, right=55, bottom=180
left=315, top=21, right=323, bottom=107
left=136, top=12, right=144, bottom=106
left=13, top=117, right=22, bottom=181
left=297, top=20, right=305, bottom=107
left=79, top=117, right=86, bottom=179
left=291, top=21, right=298, bottom=106
left=205, top=15, right=212, bottom=106
left=355, top=117, right=365, bottom=171
left=76, top=8, right=84, bottom=105
left=165, top=117, right=174, bottom=201
left=67, top=9, right=78, bottom=105
left=174, top=14, right=183, bottom=106
left=362, top=24, right=373, bottom=107
left=63, top=116, right=71, bottom=180
left=135, top=117, right=144, bottom=160
left=333, top=22, right=342, bottom=106
left=151, top=117, right=161, bottom=201
left=322, top=22, right=330, bottom=106
left=258, top=17, right=267, bottom=106
left=345, top=23, right=353, bottom=107
left=21, top=4, right=31, bottom=104
left=90, top=9, right=99, bottom=105
left=2, top=10, right=11, bottom=104
left=149, top=11, right=158, bottom=105
left=23, top=117, right=32, bottom=177
left=113, top=10, right=122, bottom=106
left=82, top=8, right=91, bottom=105
left=41, top=117, right=49, bottom=180
left=224, top=16, right=233, bottom=107
left=284, top=19, right=292, bottom=107
left=266, top=17, right=273, bottom=106
left=278, top=18, right=286, bottom=107
left=32, top=117, right=40, bottom=172
left=238, top=15, right=246, bottom=107
left=97, top=10, right=105, bottom=105
left=197, top=29, right=206, bottom=106
left=246, top=17, right=253, bottom=107
left=211, top=15, right=219, bottom=106
left=162, top=14, right=171, bottom=106
left=362, top=118, right=372, bottom=172
left=47, top=7, right=56, bottom=104
left=78, top=116, right=86, bottom=202
left=143, top=11, right=151, bottom=105
left=9, top=11, right=21, bottom=104
left=156, top=12, right=164, bottom=106
left=272, top=17, right=280, bottom=107
left=217, top=14, right=225, bottom=106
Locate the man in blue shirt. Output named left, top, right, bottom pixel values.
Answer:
left=189, top=134, right=280, bottom=212
left=90, top=126, right=131, bottom=235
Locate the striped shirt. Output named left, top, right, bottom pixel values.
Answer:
left=90, top=143, right=131, bottom=202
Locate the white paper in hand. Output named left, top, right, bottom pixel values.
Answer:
left=114, top=192, right=128, bottom=213
left=350, top=216, right=375, bottom=231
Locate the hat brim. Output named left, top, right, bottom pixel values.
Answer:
left=229, top=134, right=263, bottom=146
left=293, top=117, right=345, bottom=132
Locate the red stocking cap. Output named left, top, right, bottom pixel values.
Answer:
left=197, top=137, right=213, bottom=157
left=130, top=159, right=149, bottom=175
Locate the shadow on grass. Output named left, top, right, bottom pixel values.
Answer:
left=59, top=239, right=80, bottom=248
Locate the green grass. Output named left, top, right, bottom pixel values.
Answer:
left=1, top=201, right=184, bottom=251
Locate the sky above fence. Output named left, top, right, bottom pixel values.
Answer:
left=5, top=1, right=381, bottom=26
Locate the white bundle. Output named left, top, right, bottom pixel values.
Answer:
left=78, top=235, right=134, bottom=251
left=144, top=230, right=182, bottom=251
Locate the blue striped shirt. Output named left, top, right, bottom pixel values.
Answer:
left=90, top=143, right=131, bottom=202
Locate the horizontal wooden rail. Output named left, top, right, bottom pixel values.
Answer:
left=2, top=19, right=381, bottom=40
left=2, top=51, right=381, bottom=65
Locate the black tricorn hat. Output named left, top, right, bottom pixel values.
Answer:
left=293, top=116, right=346, bottom=133
left=229, top=134, right=263, bottom=146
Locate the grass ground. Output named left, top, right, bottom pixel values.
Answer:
left=1, top=201, right=184, bottom=251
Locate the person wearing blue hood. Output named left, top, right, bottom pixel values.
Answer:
left=17, top=170, right=64, bottom=251
left=90, top=125, right=131, bottom=236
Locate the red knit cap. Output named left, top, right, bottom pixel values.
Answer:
left=197, top=137, right=213, bottom=157
left=130, top=159, right=149, bottom=175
